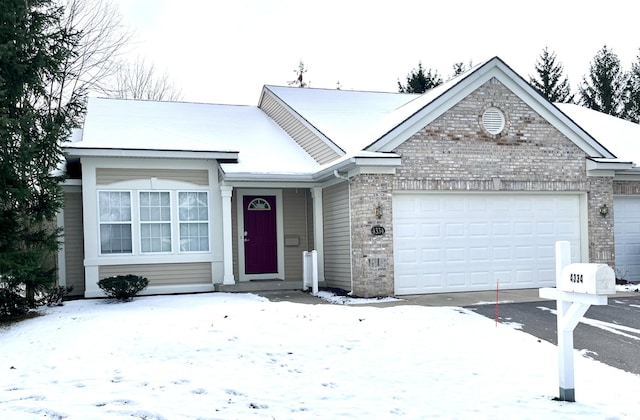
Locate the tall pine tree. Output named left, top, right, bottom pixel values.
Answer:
left=0, top=0, right=81, bottom=311
left=579, top=45, right=628, bottom=118
left=398, top=62, right=442, bottom=93
left=624, top=49, right=640, bottom=123
left=529, top=47, right=574, bottom=103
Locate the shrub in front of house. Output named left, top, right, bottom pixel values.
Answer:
left=0, top=287, right=30, bottom=321
left=97, top=275, right=149, bottom=301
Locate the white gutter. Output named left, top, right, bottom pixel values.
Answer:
left=65, top=147, right=239, bottom=161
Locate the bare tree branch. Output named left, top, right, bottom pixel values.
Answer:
left=111, top=56, right=183, bottom=101
left=50, top=0, right=134, bottom=115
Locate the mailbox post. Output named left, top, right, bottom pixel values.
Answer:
left=539, top=241, right=615, bottom=402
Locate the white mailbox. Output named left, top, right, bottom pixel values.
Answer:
left=560, top=263, right=615, bottom=295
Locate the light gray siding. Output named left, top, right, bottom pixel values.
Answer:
left=63, top=191, right=85, bottom=296
left=260, top=92, right=340, bottom=165
left=96, top=168, right=209, bottom=186
left=282, top=189, right=313, bottom=279
left=323, top=182, right=351, bottom=291
left=99, top=263, right=212, bottom=286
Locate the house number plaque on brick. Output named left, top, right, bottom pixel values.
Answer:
left=371, top=225, right=386, bottom=236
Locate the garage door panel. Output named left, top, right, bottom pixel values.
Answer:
left=395, top=222, right=418, bottom=238
left=393, top=193, right=581, bottom=294
left=514, top=223, right=533, bottom=235
left=615, top=196, right=640, bottom=282
left=422, top=248, right=440, bottom=262
left=470, top=247, right=489, bottom=261
left=469, top=223, right=488, bottom=236
left=446, top=272, right=466, bottom=287
left=446, top=248, right=465, bottom=262
left=492, top=223, right=510, bottom=236
left=494, top=271, right=512, bottom=285
left=537, top=245, right=555, bottom=259
left=397, top=249, right=417, bottom=264
left=514, top=246, right=535, bottom=260
left=446, top=223, right=465, bottom=236
left=557, top=222, right=578, bottom=235
left=493, top=247, right=511, bottom=260
left=536, top=222, right=554, bottom=235
left=470, top=272, right=489, bottom=285
left=421, top=223, right=440, bottom=237
left=515, top=270, right=534, bottom=284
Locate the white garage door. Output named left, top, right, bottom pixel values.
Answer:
left=393, top=193, right=582, bottom=295
left=614, top=196, right=640, bottom=282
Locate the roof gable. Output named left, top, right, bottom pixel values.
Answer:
left=363, top=57, right=615, bottom=159
left=262, top=85, right=418, bottom=155
left=258, top=87, right=342, bottom=164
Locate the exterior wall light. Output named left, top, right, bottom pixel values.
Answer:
left=599, top=204, right=609, bottom=217
left=375, top=205, right=383, bottom=219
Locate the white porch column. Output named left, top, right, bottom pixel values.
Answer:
left=311, top=187, right=325, bottom=283
left=220, top=186, right=235, bottom=285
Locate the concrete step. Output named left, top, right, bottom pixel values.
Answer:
left=215, top=280, right=303, bottom=293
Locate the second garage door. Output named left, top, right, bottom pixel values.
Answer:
left=614, top=196, right=640, bottom=282
left=393, top=193, right=582, bottom=295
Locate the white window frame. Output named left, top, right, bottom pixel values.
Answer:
left=97, top=190, right=133, bottom=255
left=97, top=189, right=210, bottom=257
left=178, top=191, right=210, bottom=253
left=138, top=190, right=173, bottom=254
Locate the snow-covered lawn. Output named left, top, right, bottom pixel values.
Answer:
left=1, top=292, right=639, bottom=419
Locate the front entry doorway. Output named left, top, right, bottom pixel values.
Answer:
left=237, top=189, right=284, bottom=281
left=243, top=195, right=277, bottom=274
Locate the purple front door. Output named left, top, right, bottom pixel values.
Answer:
left=243, top=195, right=277, bottom=274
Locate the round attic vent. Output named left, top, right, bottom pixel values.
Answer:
left=482, top=107, right=505, bottom=135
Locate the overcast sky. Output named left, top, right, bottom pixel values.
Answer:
left=112, top=0, right=640, bottom=105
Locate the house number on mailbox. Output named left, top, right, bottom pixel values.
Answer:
left=569, top=273, right=584, bottom=283
left=371, top=225, right=386, bottom=236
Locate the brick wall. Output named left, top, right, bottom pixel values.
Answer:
left=349, top=174, right=394, bottom=297
left=348, top=77, right=615, bottom=296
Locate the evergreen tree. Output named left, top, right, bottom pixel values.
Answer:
left=579, top=45, right=628, bottom=118
left=0, top=0, right=81, bottom=310
left=452, top=62, right=467, bottom=77
left=398, top=62, right=442, bottom=93
left=288, top=60, right=308, bottom=88
left=529, top=47, right=574, bottom=103
left=624, top=49, right=640, bottom=123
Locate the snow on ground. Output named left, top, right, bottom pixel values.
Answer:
left=1, top=292, right=639, bottom=419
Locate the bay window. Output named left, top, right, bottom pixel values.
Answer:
left=98, top=189, right=209, bottom=255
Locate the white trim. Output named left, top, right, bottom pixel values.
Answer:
left=311, top=187, right=325, bottom=283
left=66, top=147, right=238, bottom=161
left=261, top=87, right=345, bottom=156
left=220, top=185, right=235, bottom=284
left=236, top=189, right=285, bottom=281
